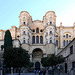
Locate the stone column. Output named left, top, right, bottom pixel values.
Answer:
left=59, top=26, right=63, bottom=48
left=30, top=54, right=32, bottom=62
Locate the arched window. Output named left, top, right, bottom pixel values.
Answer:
left=56, top=35, right=58, bottom=37
left=56, top=40, right=58, bottom=46
left=40, top=29, right=43, bottom=32
left=50, top=21, right=52, bottom=24
left=23, top=31, right=25, bottom=34
left=23, top=40, right=25, bottom=44
left=40, top=36, right=43, bottom=44
left=69, top=35, right=71, bottom=37
left=33, top=29, right=35, bottom=32
left=66, top=40, right=68, bottom=46
left=23, top=22, right=26, bottom=25
left=66, top=34, right=68, bottom=38
left=63, top=40, right=65, bottom=46
left=50, top=31, right=52, bottom=34
left=36, top=36, right=39, bottom=43
left=50, top=40, right=52, bottom=43
left=36, top=28, right=39, bottom=33
left=17, top=35, right=20, bottom=38
left=63, top=35, right=65, bottom=37
left=32, top=36, right=35, bottom=44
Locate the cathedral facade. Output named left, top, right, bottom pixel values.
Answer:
left=0, top=11, right=75, bottom=64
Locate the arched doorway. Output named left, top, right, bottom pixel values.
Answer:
left=32, top=48, right=43, bottom=62
left=65, top=63, right=67, bottom=73
left=35, top=62, right=40, bottom=70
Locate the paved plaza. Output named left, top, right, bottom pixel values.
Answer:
left=6, top=72, right=69, bottom=75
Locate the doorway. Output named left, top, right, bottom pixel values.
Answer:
left=65, top=63, right=67, bottom=73
left=32, top=48, right=43, bottom=61
left=35, top=62, right=40, bottom=70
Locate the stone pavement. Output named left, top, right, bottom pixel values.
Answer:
left=54, top=73, right=68, bottom=75
left=6, top=72, right=69, bottom=75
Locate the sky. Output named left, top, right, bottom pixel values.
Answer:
left=0, top=0, right=75, bottom=30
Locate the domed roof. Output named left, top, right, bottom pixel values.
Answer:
left=20, top=11, right=30, bottom=16
left=33, top=20, right=42, bottom=23
left=45, top=11, right=56, bottom=16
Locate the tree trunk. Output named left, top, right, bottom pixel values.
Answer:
left=47, top=67, right=49, bottom=75
left=52, top=66, right=54, bottom=75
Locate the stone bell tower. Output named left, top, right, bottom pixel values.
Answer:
left=18, top=11, right=32, bottom=46
left=43, top=11, right=56, bottom=55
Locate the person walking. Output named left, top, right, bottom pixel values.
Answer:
left=58, top=66, right=60, bottom=75
left=43, top=70, right=46, bottom=75
left=39, top=70, right=40, bottom=75
left=34, top=70, right=36, bottom=74
left=40, top=70, right=42, bottom=75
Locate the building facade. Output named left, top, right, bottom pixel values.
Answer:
left=0, top=11, right=75, bottom=65
left=57, top=38, right=75, bottom=74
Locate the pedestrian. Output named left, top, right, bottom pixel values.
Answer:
left=40, top=70, right=42, bottom=75
left=43, top=70, right=46, bottom=75
left=34, top=70, right=36, bottom=74
left=39, top=70, right=41, bottom=75
left=36, top=70, right=39, bottom=73
left=58, top=66, right=60, bottom=75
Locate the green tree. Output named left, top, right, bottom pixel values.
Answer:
left=3, top=47, right=30, bottom=68
left=41, top=57, right=52, bottom=75
left=57, top=55, right=65, bottom=64
left=3, top=30, right=30, bottom=75
left=49, top=55, right=57, bottom=66
left=48, top=55, right=65, bottom=75
left=41, top=57, right=50, bottom=68
left=41, top=55, right=65, bottom=75
left=3, top=47, right=30, bottom=75
left=4, top=30, right=12, bottom=52
left=28, top=62, right=34, bottom=68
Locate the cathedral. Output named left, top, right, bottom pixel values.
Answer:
left=0, top=11, right=75, bottom=67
